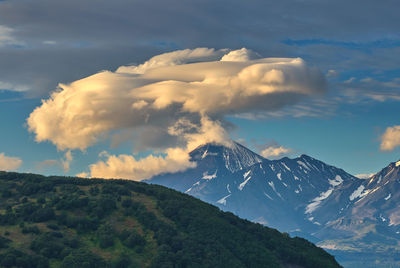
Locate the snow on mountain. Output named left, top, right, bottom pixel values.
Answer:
left=149, top=141, right=400, bottom=262
left=148, top=142, right=361, bottom=234
left=148, top=145, right=400, bottom=267
left=313, top=159, right=400, bottom=262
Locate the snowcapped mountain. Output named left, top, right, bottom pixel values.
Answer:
left=149, top=142, right=400, bottom=266
left=316, top=160, right=400, bottom=248
left=148, top=142, right=361, bottom=234
left=149, top=142, right=263, bottom=193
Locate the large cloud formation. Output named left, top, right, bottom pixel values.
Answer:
left=380, top=125, right=400, bottom=151
left=27, top=48, right=325, bottom=180
left=0, top=152, right=22, bottom=171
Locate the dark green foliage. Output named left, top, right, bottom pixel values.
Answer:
left=46, top=223, right=59, bottom=230
left=120, top=229, right=146, bottom=251
left=97, top=224, right=115, bottom=248
left=0, top=248, right=49, bottom=268
left=21, top=225, right=41, bottom=234
left=61, top=249, right=106, bottom=268
left=30, top=233, right=66, bottom=259
left=31, top=207, right=55, bottom=222
left=0, top=171, right=342, bottom=268
left=113, top=253, right=137, bottom=268
left=89, top=186, right=99, bottom=196
left=0, top=235, right=11, bottom=248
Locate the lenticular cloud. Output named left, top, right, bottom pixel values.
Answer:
left=27, top=48, right=326, bottom=180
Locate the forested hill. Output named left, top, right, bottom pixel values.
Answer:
left=0, top=171, right=341, bottom=268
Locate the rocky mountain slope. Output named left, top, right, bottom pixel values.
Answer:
left=315, top=160, right=400, bottom=267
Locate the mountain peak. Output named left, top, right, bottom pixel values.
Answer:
left=190, top=141, right=264, bottom=172
left=299, top=154, right=314, bottom=159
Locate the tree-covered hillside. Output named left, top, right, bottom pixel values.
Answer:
left=0, top=171, right=341, bottom=268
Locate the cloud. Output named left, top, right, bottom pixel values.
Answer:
left=341, top=77, right=400, bottom=103
left=75, top=172, right=89, bottom=178
left=61, top=150, right=73, bottom=172
left=0, top=153, right=22, bottom=171
left=27, top=48, right=325, bottom=180
left=89, top=116, right=231, bottom=180
left=260, top=145, right=292, bottom=159
left=35, top=159, right=59, bottom=171
left=355, top=173, right=374, bottom=179
left=380, top=125, right=400, bottom=151
left=34, top=151, right=73, bottom=173
left=0, top=81, right=29, bottom=92
left=0, top=25, right=22, bottom=48
left=0, top=0, right=399, bottom=99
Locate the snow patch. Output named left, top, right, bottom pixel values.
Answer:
left=385, top=193, right=391, bottom=201
left=227, top=184, right=231, bottom=193
left=270, top=164, right=275, bottom=172
left=238, top=176, right=252, bottom=191
left=243, top=170, right=251, bottom=178
left=277, top=173, right=282, bottom=180
left=263, top=192, right=273, bottom=200
left=294, top=176, right=300, bottom=181
left=282, top=162, right=291, bottom=171
left=295, top=189, right=299, bottom=194
left=201, top=149, right=208, bottom=159
left=297, top=161, right=311, bottom=170
left=185, top=180, right=201, bottom=193
left=217, top=194, right=231, bottom=205
left=202, top=170, right=217, bottom=180
left=306, top=189, right=333, bottom=214
left=396, top=160, right=400, bottom=167
left=268, top=181, right=282, bottom=198
left=201, top=149, right=218, bottom=159
left=329, top=175, right=343, bottom=186
left=349, top=185, right=365, bottom=201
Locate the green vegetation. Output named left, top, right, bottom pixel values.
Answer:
left=0, top=171, right=341, bottom=267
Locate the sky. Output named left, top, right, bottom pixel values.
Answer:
left=0, top=0, right=399, bottom=180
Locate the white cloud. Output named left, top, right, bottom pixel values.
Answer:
left=381, top=125, right=400, bottom=151
left=89, top=116, right=231, bottom=180
left=260, top=145, right=292, bottom=159
left=27, top=48, right=326, bottom=180
left=0, top=153, right=22, bottom=171
left=355, top=173, right=374, bottom=179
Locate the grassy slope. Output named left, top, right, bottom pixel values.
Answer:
left=0, top=171, right=341, bottom=268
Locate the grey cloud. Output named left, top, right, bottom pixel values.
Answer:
left=0, top=0, right=399, bottom=97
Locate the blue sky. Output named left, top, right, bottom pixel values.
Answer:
left=0, top=0, right=399, bottom=179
